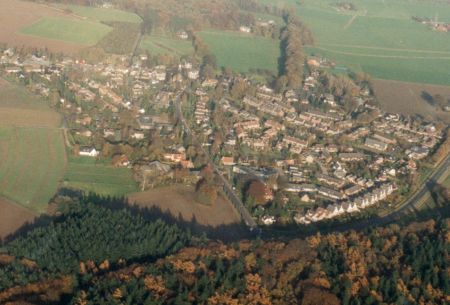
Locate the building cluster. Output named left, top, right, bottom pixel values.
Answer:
left=1, top=46, right=446, bottom=227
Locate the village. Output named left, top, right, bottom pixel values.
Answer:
left=0, top=46, right=445, bottom=227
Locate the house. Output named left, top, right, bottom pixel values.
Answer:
left=112, top=154, right=130, bottom=167
left=177, top=31, right=189, bottom=40
left=79, top=147, right=99, bottom=157
left=188, top=69, right=200, bottom=80
left=365, top=138, right=388, bottom=151
left=221, top=156, right=235, bottom=166
left=261, top=215, right=276, bottom=225
left=318, top=186, right=345, bottom=200
left=239, top=26, right=251, bottom=33
left=164, top=153, right=186, bottom=163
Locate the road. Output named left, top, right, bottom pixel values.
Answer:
left=391, top=153, right=450, bottom=214
left=174, top=90, right=449, bottom=233
left=329, top=152, right=450, bottom=233
left=174, top=94, right=258, bottom=231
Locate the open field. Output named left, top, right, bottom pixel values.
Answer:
left=0, top=198, right=36, bottom=240
left=63, top=156, right=138, bottom=197
left=259, top=0, right=450, bottom=85
left=139, top=35, right=194, bottom=56
left=0, top=0, right=88, bottom=53
left=199, top=30, right=280, bottom=73
left=128, top=185, right=241, bottom=227
left=0, top=0, right=141, bottom=54
left=0, top=80, right=66, bottom=213
left=372, top=79, right=450, bottom=123
left=20, top=16, right=112, bottom=46
left=55, top=4, right=141, bottom=23
left=0, top=127, right=66, bottom=213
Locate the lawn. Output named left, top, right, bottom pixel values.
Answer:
left=258, top=0, right=450, bottom=85
left=56, top=4, right=142, bottom=23
left=63, top=156, right=138, bottom=197
left=139, top=35, right=194, bottom=56
left=0, top=127, right=66, bottom=213
left=199, top=30, right=280, bottom=73
left=20, top=16, right=112, bottom=46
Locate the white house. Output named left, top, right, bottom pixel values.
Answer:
left=79, top=147, right=99, bottom=157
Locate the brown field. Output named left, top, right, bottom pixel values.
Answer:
left=0, top=79, right=61, bottom=127
left=128, top=185, right=241, bottom=227
left=0, top=108, right=61, bottom=128
left=372, top=79, right=450, bottom=124
left=0, top=0, right=85, bottom=54
left=0, top=197, right=36, bottom=240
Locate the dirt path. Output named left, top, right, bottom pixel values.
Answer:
left=343, top=14, right=358, bottom=30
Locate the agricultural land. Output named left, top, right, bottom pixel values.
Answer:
left=139, top=35, right=194, bottom=56
left=63, top=156, right=138, bottom=198
left=0, top=0, right=141, bottom=54
left=199, top=30, right=280, bottom=73
left=0, top=79, right=65, bottom=214
left=128, top=185, right=240, bottom=227
left=259, top=0, right=450, bottom=85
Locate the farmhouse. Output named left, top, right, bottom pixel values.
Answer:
left=79, top=147, right=99, bottom=157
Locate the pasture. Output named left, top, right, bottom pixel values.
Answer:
left=259, top=0, right=450, bottom=85
left=0, top=80, right=66, bottom=213
left=20, top=17, right=112, bottom=46
left=0, top=127, right=66, bottom=213
left=63, top=156, right=138, bottom=197
left=139, top=35, right=194, bottom=56
left=199, top=30, right=280, bottom=73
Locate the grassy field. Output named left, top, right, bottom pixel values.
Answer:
left=258, top=0, right=450, bottom=85
left=0, top=127, right=66, bottom=213
left=199, top=30, right=280, bottom=73
left=56, top=4, right=141, bottom=23
left=63, top=156, right=138, bottom=197
left=0, top=79, right=66, bottom=213
left=139, top=35, right=194, bottom=56
left=20, top=16, right=112, bottom=46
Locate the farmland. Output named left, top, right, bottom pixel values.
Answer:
left=371, top=79, right=450, bottom=123
left=20, top=17, right=112, bottom=46
left=0, top=198, right=36, bottom=240
left=128, top=185, right=240, bottom=227
left=139, top=35, right=194, bottom=56
left=55, top=4, right=141, bottom=23
left=199, top=30, right=280, bottom=73
left=0, top=0, right=142, bottom=53
left=259, top=0, right=450, bottom=85
left=0, top=80, right=66, bottom=213
left=63, top=156, right=138, bottom=197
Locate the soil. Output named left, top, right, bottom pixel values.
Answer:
left=0, top=197, right=36, bottom=240
left=372, top=79, right=450, bottom=124
left=128, top=185, right=241, bottom=227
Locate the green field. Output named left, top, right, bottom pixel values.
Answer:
left=199, top=30, right=280, bottom=73
left=0, top=127, right=66, bottom=213
left=139, top=35, right=194, bottom=56
left=20, top=16, right=112, bottom=46
left=63, top=156, right=138, bottom=197
left=57, top=4, right=142, bottom=23
left=258, top=0, right=450, bottom=85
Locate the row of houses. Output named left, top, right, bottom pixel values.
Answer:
left=295, top=183, right=395, bottom=224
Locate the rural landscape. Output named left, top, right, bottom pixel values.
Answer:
left=0, top=0, right=449, bottom=304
